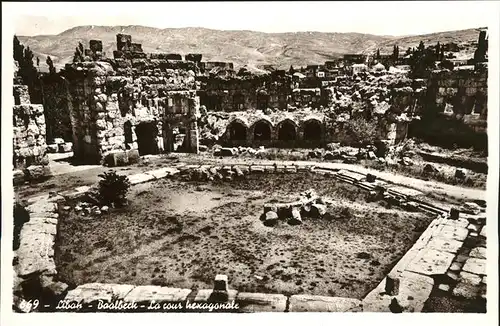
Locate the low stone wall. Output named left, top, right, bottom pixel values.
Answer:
left=13, top=161, right=487, bottom=312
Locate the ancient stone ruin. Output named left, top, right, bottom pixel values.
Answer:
left=13, top=64, right=50, bottom=184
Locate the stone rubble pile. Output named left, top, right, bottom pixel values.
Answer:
left=261, top=189, right=338, bottom=227
left=46, top=138, right=73, bottom=154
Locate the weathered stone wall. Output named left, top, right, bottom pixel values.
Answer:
left=57, top=58, right=200, bottom=163
left=411, top=69, right=488, bottom=149
left=13, top=84, right=50, bottom=183
left=198, top=75, right=289, bottom=112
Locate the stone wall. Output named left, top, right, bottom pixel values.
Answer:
left=48, top=40, right=201, bottom=164
left=198, top=75, right=290, bottom=112
left=411, top=69, right=488, bottom=149
left=13, top=84, right=50, bottom=184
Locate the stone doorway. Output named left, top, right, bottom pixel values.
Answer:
left=228, top=121, right=248, bottom=141
left=303, top=120, right=322, bottom=141
left=253, top=120, right=272, bottom=141
left=135, top=121, right=159, bottom=156
left=278, top=120, right=297, bottom=141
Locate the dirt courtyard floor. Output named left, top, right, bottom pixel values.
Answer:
left=55, top=171, right=435, bottom=299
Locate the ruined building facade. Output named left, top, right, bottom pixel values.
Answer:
left=45, top=34, right=201, bottom=164
left=37, top=31, right=489, bottom=161
left=13, top=62, right=50, bottom=183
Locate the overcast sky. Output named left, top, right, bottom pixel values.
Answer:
left=4, top=1, right=497, bottom=37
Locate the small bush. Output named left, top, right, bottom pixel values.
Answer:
left=97, top=170, right=131, bottom=207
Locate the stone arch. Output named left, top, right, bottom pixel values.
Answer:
left=227, top=119, right=248, bottom=141
left=302, top=118, right=323, bottom=141
left=252, top=119, right=273, bottom=141
left=277, top=119, right=298, bottom=141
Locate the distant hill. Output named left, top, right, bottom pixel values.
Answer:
left=17, top=25, right=483, bottom=72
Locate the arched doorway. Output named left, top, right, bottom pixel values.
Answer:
left=253, top=120, right=272, bottom=141
left=303, top=119, right=322, bottom=141
left=228, top=121, right=247, bottom=140
left=277, top=120, right=297, bottom=141
left=135, top=121, right=159, bottom=155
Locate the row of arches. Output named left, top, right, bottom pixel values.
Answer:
left=227, top=118, right=323, bottom=142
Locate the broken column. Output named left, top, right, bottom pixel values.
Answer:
left=189, top=95, right=200, bottom=154
left=385, top=273, right=400, bottom=296
left=209, top=274, right=229, bottom=302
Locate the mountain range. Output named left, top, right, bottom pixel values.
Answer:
left=17, top=25, right=484, bottom=72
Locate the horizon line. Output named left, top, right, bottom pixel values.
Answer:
left=16, top=24, right=487, bottom=38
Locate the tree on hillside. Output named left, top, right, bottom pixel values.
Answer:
left=376, top=48, right=381, bottom=59
left=13, top=36, right=40, bottom=101
left=435, top=42, right=441, bottom=59
left=408, top=41, right=437, bottom=79
left=417, top=41, right=425, bottom=55
left=73, top=42, right=85, bottom=63
left=392, top=45, right=400, bottom=61
left=289, top=65, right=295, bottom=75
left=36, top=57, right=40, bottom=67
left=46, top=56, right=56, bottom=74
left=13, top=36, right=24, bottom=63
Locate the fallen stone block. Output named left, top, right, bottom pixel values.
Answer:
left=288, top=207, right=303, bottom=225
left=250, top=165, right=265, bottom=173
left=124, top=285, right=191, bottom=303
left=25, top=165, right=48, bottom=181
left=236, top=292, right=287, bottom=312
left=366, top=173, right=377, bottom=183
left=193, top=289, right=238, bottom=304
left=65, top=283, right=135, bottom=304
left=423, top=163, right=439, bottom=174
left=128, top=173, right=155, bottom=185
left=263, top=211, right=278, bottom=227
left=310, top=203, right=327, bottom=218
left=47, top=144, right=59, bottom=153
left=127, top=149, right=140, bottom=164
left=58, top=142, right=73, bottom=153
left=53, top=138, right=65, bottom=145
left=146, top=167, right=178, bottom=179
left=288, top=295, right=363, bottom=312
left=233, top=166, right=244, bottom=177
left=104, top=151, right=129, bottom=167
left=455, top=168, right=467, bottom=179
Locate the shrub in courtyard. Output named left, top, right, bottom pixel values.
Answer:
left=97, top=170, right=131, bottom=207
